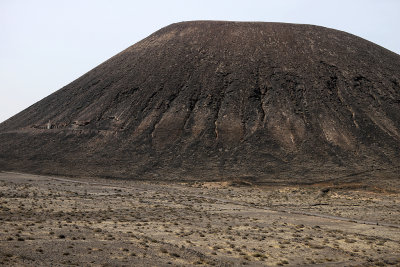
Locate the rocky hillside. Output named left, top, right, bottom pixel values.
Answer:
left=1, top=21, right=399, bottom=183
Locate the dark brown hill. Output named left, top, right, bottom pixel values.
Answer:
left=1, top=21, right=400, bottom=183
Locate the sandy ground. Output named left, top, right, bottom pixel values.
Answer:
left=0, top=172, right=399, bottom=266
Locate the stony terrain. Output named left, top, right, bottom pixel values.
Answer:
left=1, top=172, right=399, bottom=266
left=0, top=21, right=399, bottom=182
left=1, top=21, right=399, bottom=266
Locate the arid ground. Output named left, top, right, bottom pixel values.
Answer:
left=0, top=172, right=399, bottom=266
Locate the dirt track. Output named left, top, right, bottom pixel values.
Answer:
left=1, top=172, right=399, bottom=266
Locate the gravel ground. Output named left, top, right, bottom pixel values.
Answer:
left=0, top=172, right=399, bottom=266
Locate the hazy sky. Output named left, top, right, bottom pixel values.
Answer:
left=1, top=0, right=399, bottom=123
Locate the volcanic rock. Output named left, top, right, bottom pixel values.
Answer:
left=1, top=21, right=399, bottom=183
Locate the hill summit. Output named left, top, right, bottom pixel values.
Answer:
left=1, top=21, right=399, bottom=183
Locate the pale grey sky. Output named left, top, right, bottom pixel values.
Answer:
left=1, top=0, right=399, bottom=123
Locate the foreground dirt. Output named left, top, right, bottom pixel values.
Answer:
left=0, top=172, right=399, bottom=266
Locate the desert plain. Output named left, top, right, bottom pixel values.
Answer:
left=0, top=171, right=399, bottom=266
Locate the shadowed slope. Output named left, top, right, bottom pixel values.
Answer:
left=1, top=21, right=399, bottom=182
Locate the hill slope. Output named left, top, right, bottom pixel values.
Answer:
left=1, top=21, right=400, bottom=182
